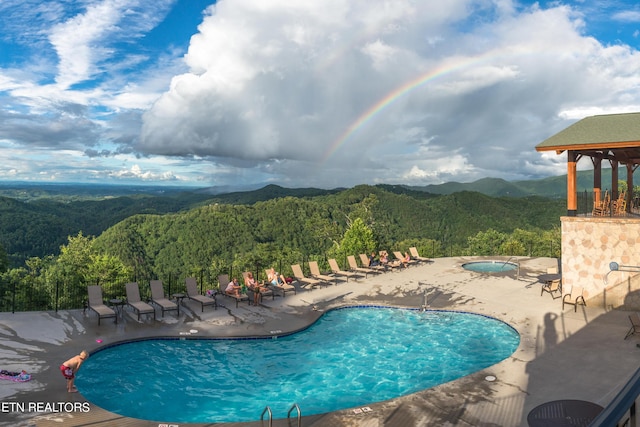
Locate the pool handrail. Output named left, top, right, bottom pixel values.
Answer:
left=260, top=405, right=273, bottom=427
left=287, top=403, right=301, bottom=427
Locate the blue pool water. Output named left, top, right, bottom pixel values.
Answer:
left=76, top=307, right=519, bottom=423
left=462, top=260, right=518, bottom=273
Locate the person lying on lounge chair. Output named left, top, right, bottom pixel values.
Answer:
left=267, top=268, right=285, bottom=286
left=225, top=278, right=242, bottom=297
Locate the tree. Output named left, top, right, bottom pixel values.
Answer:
left=330, top=218, right=377, bottom=264
left=466, top=229, right=508, bottom=256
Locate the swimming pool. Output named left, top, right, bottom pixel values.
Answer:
left=76, top=307, right=519, bottom=423
left=462, top=260, right=518, bottom=273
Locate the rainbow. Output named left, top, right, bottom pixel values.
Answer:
left=321, top=54, right=498, bottom=163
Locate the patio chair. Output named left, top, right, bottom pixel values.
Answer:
left=624, top=313, right=640, bottom=340
left=359, top=254, right=386, bottom=273
left=328, top=258, right=357, bottom=282
left=86, top=285, right=117, bottom=325
left=562, top=285, right=586, bottom=312
left=218, top=274, right=249, bottom=308
left=347, top=255, right=378, bottom=278
left=409, top=247, right=432, bottom=264
left=291, top=264, right=324, bottom=289
left=264, top=269, right=297, bottom=297
left=185, top=277, right=218, bottom=311
left=308, top=261, right=337, bottom=285
left=125, top=282, right=156, bottom=321
left=541, top=279, right=561, bottom=299
left=149, top=280, right=178, bottom=317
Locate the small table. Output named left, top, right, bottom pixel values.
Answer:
left=538, top=273, right=562, bottom=292
left=527, top=399, right=603, bottom=427
left=538, top=273, right=561, bottom=283
left=172, top=293, right=185, bottom=316
left=109, top=298, right=125, bottom=316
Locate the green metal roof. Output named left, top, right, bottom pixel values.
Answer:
left=536, top=112, right=640, bottom=151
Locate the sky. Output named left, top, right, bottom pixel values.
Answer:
left=1, top=1, right=640, bottom=190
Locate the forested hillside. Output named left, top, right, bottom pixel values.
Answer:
left=92, top=185, right=564, bottom=281
left=0, top=193, right=212, bottom=266
left=0, top=182, right=565, bottom=268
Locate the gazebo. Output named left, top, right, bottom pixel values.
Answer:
left=535, top=112, right=640, bottom=308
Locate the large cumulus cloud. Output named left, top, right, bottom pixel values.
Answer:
left=139, top=0, right=640, bottom=187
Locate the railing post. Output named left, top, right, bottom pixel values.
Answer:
left=12, top=279, right=16, bottom=314
left=55, top=279, right=59, bottom=313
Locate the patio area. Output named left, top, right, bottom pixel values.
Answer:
left=1, top=256, right=638, bottom=427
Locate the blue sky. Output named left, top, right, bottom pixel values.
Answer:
left=1, top=0, right=640, bottom=189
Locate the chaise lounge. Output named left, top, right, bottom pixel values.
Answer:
left=125, top=282, right=156, bottom=321
left=185, top=277, right=218, bottom=312
left=86, top=285, right=117, bottom=325
left=291, top=264, right=323, bottom=289
left=218, top=274, right=249, bottom=308
left=309, top=261, right=337, bottom=285
left=149, top=280, right=179, bottom=317
left=347, top=255, right=379, bottom=278
left=328, top=258, right=358, bottom=282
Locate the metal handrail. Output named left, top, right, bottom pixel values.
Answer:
left=287, top=403, right=302, bottom=427
left=260, top=406, right=273, bottom=427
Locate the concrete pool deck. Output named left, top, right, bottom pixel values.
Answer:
left=1, top=256, right=639, bottom=427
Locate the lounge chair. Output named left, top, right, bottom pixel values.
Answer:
left=328, top=258, right=357, bottom=282
left=86, top=285, right=117, bottom=325
left=409, top=247, right=432, bottom=264
left=149, top=280, right=178, bottom=317
left=562, top=285, right=586, bottom=312
left=264, top=269, right=297, bottom=296
left=291, top=264, right=323, bottom=289
left=541, top=279, right=561, bottom=299
left=624, top=313, right=640, bottom=340
left=218, top=274, right=249, bottom=308
left=125, top=282, right=156, bottom=321
left=359, top=254, right=386, bottom=273
left=308, top=261, right=337, bottom=285
left=379, top=251, right=402, bottom=271
left=185, top=277, right=218, bottom=311
left=393, top=251, right=417, bottom=268
left=242, top=271, right=275, bottom=304
left=347, top=255, right=378, bottom=278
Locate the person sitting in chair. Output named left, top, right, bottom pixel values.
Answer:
left=245, top=272, right=268, bottom=305
left=369, top=252, right=380, bottom=266
left=225, top=277, right=241, bottom=297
